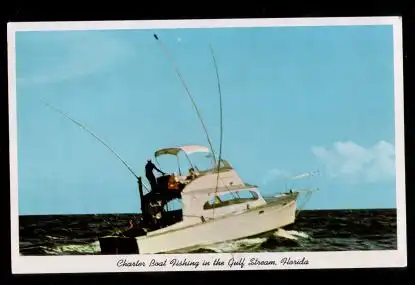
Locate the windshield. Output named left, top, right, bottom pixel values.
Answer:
left=203, top=189, right=259, bottom=210
left=155, top=153, right=231, bottom=176
left=155, top=152, right=213, bottom=176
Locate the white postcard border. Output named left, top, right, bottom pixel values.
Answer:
left=7, top=17, right=407, bottom=274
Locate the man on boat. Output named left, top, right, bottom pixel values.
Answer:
left=145, top=159, right=165, bottom=191
left=186, top=168, right=197, bottom=180
left=119, top=218, right=147, bottom=238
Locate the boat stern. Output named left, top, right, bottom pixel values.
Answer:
left=99, top=236, right=140, bottom=255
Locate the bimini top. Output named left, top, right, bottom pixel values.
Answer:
left=154, top=145, right=210, bottom=158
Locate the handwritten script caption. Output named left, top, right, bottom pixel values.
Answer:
left=116, top=256, right=309, bottom=270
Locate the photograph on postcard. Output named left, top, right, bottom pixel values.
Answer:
left=8, top=17, right=406, bottom=272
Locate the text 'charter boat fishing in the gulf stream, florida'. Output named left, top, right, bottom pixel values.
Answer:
left=42, top=33, right=320, bottom=255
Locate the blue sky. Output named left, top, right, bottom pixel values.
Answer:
left=14, top=24, right=397, bottom=215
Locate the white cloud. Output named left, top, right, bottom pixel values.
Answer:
left=311, top=140, right=395, bottom=183
left=16, top=32, right=135, bottom=87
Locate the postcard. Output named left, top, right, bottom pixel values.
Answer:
left=8, top=17, right=406, bottom=274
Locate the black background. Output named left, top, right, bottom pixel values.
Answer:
left=1, top=1, right=412, bottom=284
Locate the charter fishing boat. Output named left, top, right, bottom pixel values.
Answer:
left=98, top=144, right=318, bottom=254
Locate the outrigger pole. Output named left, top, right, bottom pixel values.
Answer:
left=209, top=44, right=224, bottom=219
left=153, top=34, right=218, bottom=166
left=40, top=98, right=149, bottom=213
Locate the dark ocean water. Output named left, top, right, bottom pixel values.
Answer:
left=18, top=209, right=397, bottom=256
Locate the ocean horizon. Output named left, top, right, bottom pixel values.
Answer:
left=18, top=208, right=397, bottom=256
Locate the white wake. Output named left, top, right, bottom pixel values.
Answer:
left=190, top=228, right=310, bottom=253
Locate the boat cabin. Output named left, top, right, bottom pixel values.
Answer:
left=139, top=145, right=266, bottom=231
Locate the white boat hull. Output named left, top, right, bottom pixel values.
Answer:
left=135, top=199, right=297, bottom=254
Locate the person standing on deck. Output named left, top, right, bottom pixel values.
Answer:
left=145, top=159, right=165, bottom=191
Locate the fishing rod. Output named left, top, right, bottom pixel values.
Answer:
left=40, top=98, right=149, bottom=191
left=152, top=33, right=217, bottom=166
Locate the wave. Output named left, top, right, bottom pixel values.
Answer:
left=188, top=228, right=310, bottom=253
left=41, top=242, right=101, bottom=255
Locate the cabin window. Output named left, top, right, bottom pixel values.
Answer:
left=164, top=198, right=182, bottom=211
left=203, top=190, right=259, bottom=210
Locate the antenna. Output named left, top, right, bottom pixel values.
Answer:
left=153, top=33, right=217, bottom=166
left=40, top=98, right=141, bottom=182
